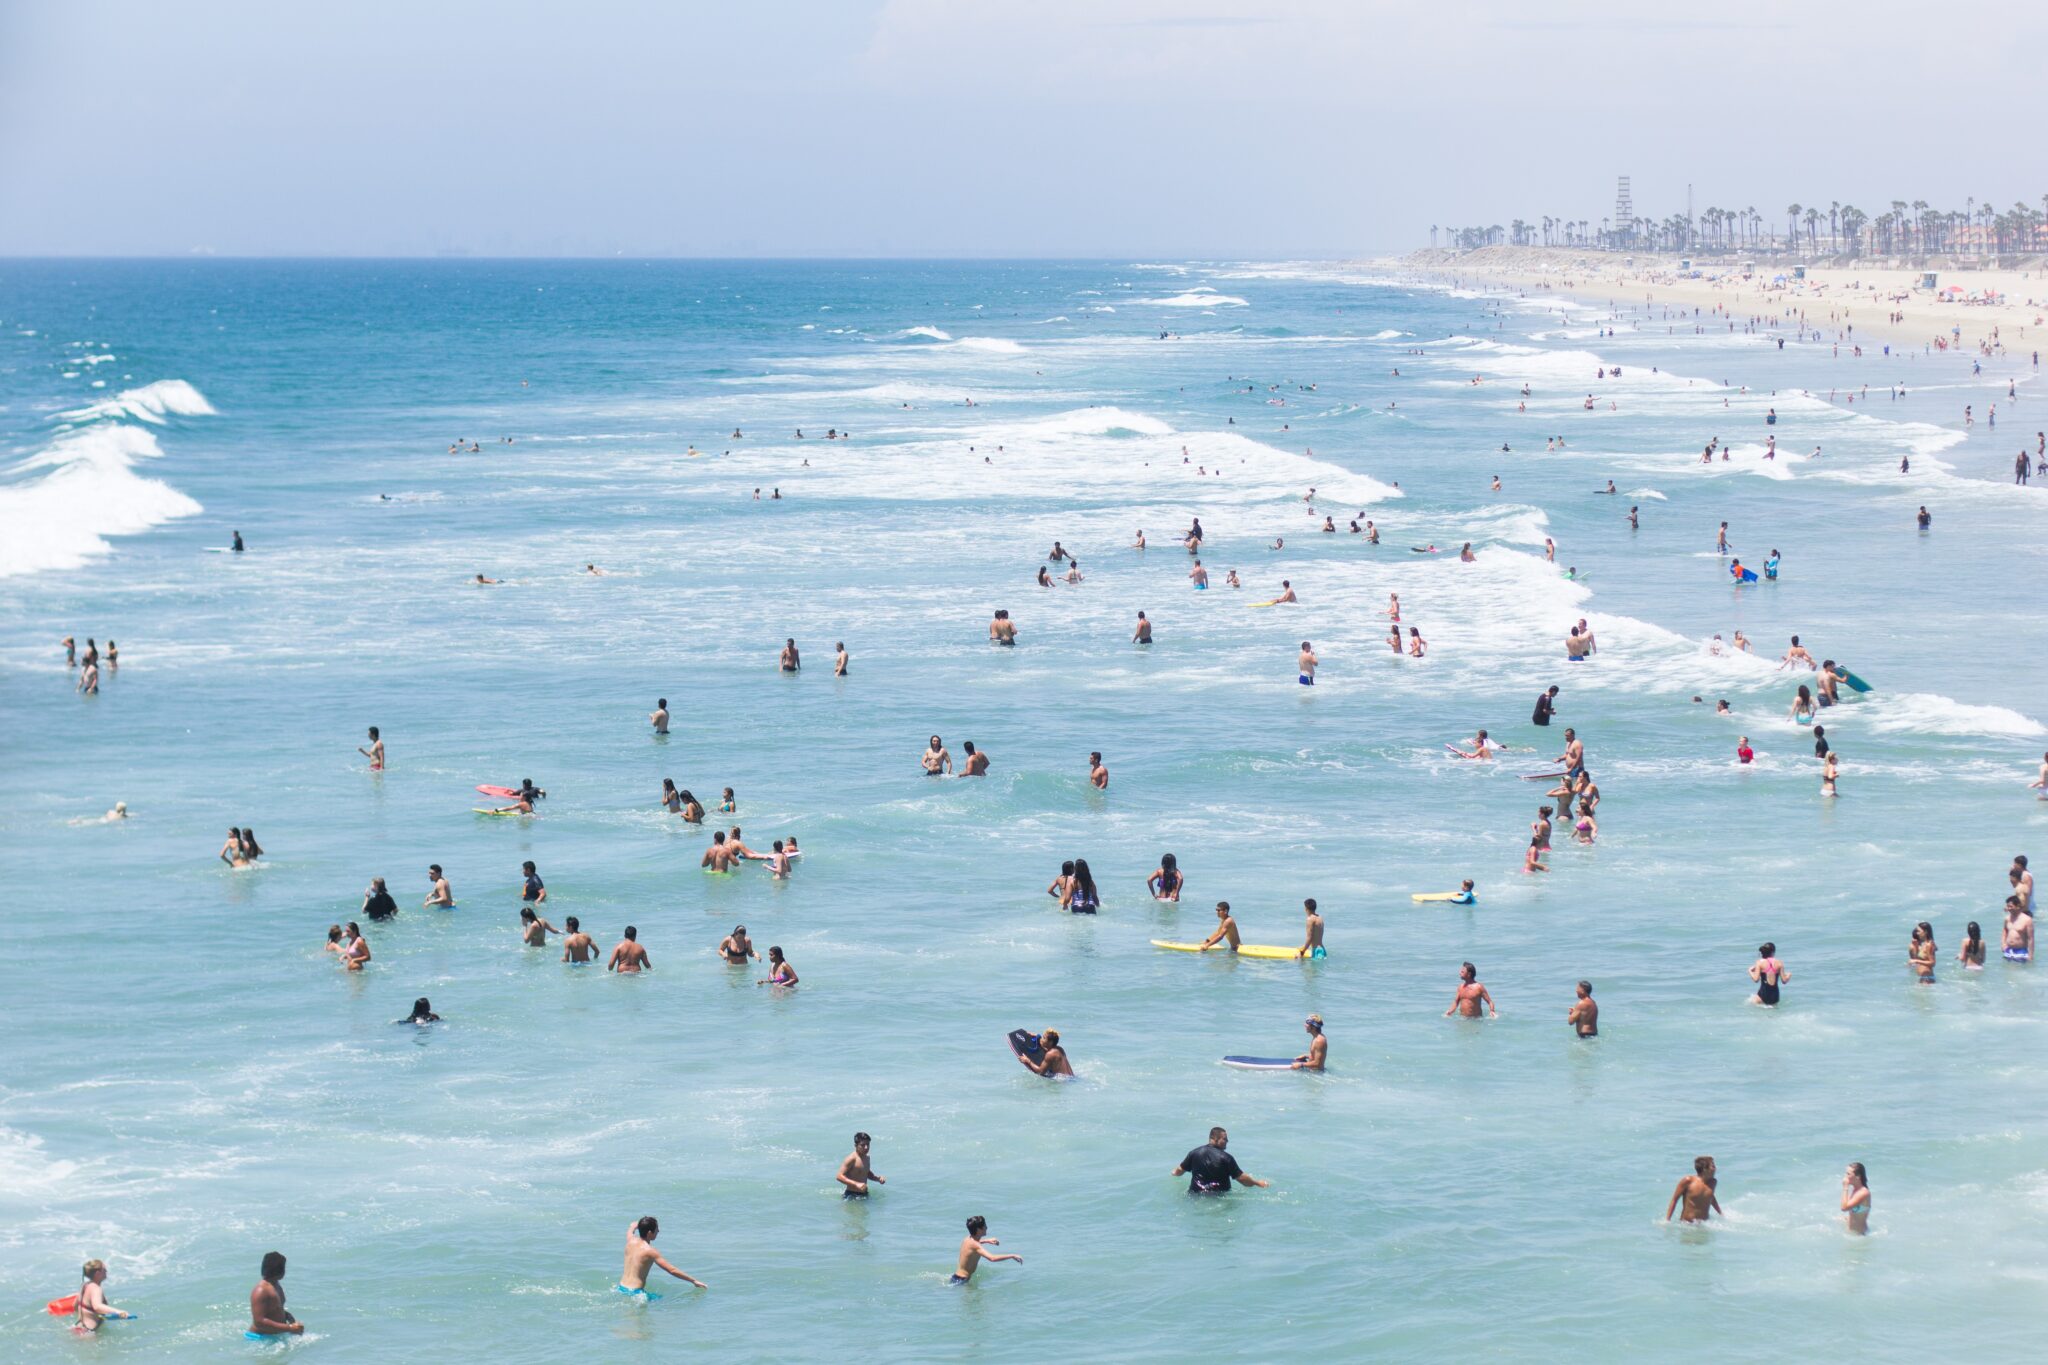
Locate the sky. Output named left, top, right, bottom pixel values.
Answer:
left=3, top=0, right=2044, bottom=258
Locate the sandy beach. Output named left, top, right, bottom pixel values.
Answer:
left=1381, top=246, right=2048, bottom=355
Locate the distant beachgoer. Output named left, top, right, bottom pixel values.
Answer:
left=358, top=726, right=385, bottom=770
left=1133, top=611, right=1152, bottom=644
left=1532, top=685, right=1559, bottom=727
left=1909, top=922, right=1937, bottom=983
left=960, top=742, right=989, bottom=776
left=1298, top=640, right=1317, bottom=685
left=1445, top=961, right=1497, bottom=1018
left=1147, top=852, right=1183, bottom=902
left=424, top=864, right=454, bottom=908
left=1197, top=901, right=1241, bottom=952
left=66, top=1258, right=132, bottom=1332
left=1664, top=1157, right=1722, bottom=1223
left=620, top=1217, right=706, bottom=1294
left=362, top=877, right=397, bottom=921
left=1958, top=921, right=1986, bottom=969
left=990, top=609, right=1017, bottom=644
left=1019, top=1028, right=1073, bottom=1077
left=1749, top=943, right=1786, bottom=1005
left=561, top=917, right=597, bottom=963
left=758, top=945, right=797, bottom=986
left=719, top=925, right=758, bottom=963
left=1568, top=981, right=1598, bottom=1037
left=780, top=638, right=801, bottom=672
left=1174, top=1127, right=1268, bottom=1194
left=2004, top=897, right=2034, bottom=962
left=1841, top=1163, right=1871, bottom=1235
left=835, top=643, right=849, bottom=676
left=608, top=926, right=649, bottom=973
left=1088, top=752, right=1108, bottom=789
left=650, top=699, right=670, bottom=734
left=399, top=997, right=441, bottom=1024
left=1296, top=898, right=1325, bottom=960
left=922, top=735, right=953, bottom=775
left=248, top=1251, right=302, bottom=1337
left=837, top=1132, right=885, bottom=1198
left=519, top=906, right=559, bottom=946
left=950, top=1216, right=1023, bottom=1283
left=1294, top=1016, right=1328, bottom=1069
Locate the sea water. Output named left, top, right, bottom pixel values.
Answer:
left=3, top=259, right=2046, bottom=1361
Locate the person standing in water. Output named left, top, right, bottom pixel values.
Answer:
left=248, top=1251, right=302, bottom=1337
left=1133, top=611, right=1152, bottom=644
left=1568, top=980, right=1598, bottom=1037
left=780, top=638, right=801, bottom=672
left=650, top=699, right=669, bottom=734
left=1295, top=898, right=1325, bottom=959
left=424, top=864, right=454, bottom=908
left=66, top=1259, right=133, bottom=1332
left=562, top=917, right=598, bottom=963
left=1147, top=852, right=1183, bottom=901
left=1445, top=961, right=1497, bottom=1018
left=1088, top=752, right=1109, bottom=790
left=1196, top=901, right=1241, bottom=952
left=834, top=642, right=849, bottom=676
left=1749, top=943, right=1787, bottom=1005
left=921, top=735, right=952, bottom=776
left=1840, top=1163, right=1871, bottom=1235
left=1664, top=1157, right=1722, bottom=1223
left=358, top=726, right=385, bottom=771
left=1173, top=1127, right=1269, bottom=1194
left=1019, top=1028, right=1073, bottom=1077
left=949, top=1216, right=1023, bottom=1284
left=608, top=926, right=650, bottom=973
left=1298, top=640, right=1318, bottom=685
left=620, top=1217, right=706, bottom=1294
left=836, top=1133, right=886, bottom=1198
left=989, top=610, right=1017, bottom=645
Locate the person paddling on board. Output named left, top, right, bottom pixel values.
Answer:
left=248, top=1251, right=302, bottom=1338
left=620, top=1216, right=706, bottom=1295
left=1293, top=1016, right=1328, bottom=1070
left=1197, top=901, right=1241, bottom=952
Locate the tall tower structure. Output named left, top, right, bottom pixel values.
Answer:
left=1613, top=176, right=1634, bottom=247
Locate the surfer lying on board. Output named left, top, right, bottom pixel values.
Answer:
left=1448, top=730, right=1499, bottom=760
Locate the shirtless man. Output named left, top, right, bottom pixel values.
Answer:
left=358, top=726, right=385, bottom=771
left=650, top=699, right=669, bottom=734
left=1020, top=1028, right=1074, bottom=1077
left=2012, top=855, right=2035, bottom=911
left=1298, top=641, right=1318, bottom=686
left=836, top=1132, right=886, bottom=1198
left=989, top=610, right=1017, bottom=646
left=1262, top=579, right=1298, bottom=606
left=620, top=1217, right=705, bottom=1293
left=1188, top=560, right=1209, bottom=589
left=701, top=832, right=738, bottom=871
left=248, top=1251, right=303, bottom=1337
left=424, top=864, right=455, bottom=908
left=950, top=1216, right=1022, bottom=1284
left=1047, top=540, right=1068, bottom=563
left=960, top=742, right=990, bottom=777
left=1450, top=729, right=1497, bottom=760
left=921, top=735, right=953, bottom=776
left=608, top=925, right=650, bottom=973
left=1088, top=752, right=1109, bottom=789
left=718, top=924, right=758, bottom=963
left=1568, top=980, right=1598, bottom=1037
left=1198, top=901, right=1241, bottom=952
left=1294, top=1015, right=1328, bottom=1070
left=561, top=917, right=598, bottom=963
left=1296, top=898, right=1325, bottom=960
left=1558, top=729, right=1585, bottom=778
left=1133, top=612, right=1152, bottom=644
left=1780, top=635, right=1817, bottom=670
left=780, top=638, right=801, bottom=672
left=1444, top=961, right=1496, bottom=1018
left=2003, top=897, right=2034, bottom=962
left=834, top=643, right=848, bottom=676
left=1664, top=1157, right=1722, bottom=1223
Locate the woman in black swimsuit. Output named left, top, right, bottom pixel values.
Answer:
left=1749, top=943, right=1786, bottom=1006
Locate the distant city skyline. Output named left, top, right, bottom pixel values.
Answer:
left=4, top=1, right=2043, bottom=258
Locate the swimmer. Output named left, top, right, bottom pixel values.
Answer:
left=562, top=917, right=598, bottom=963
left=950, top=1216, right=1022, bottom=1283
left=1523, top=839, right=1548, bottom=874
left=989, top=609, right=1017, bottom=644
left=1821, top=750, right=1838, bottom=796
left=835, top=642, right=848, bottom=676
left=1197, top=901, right=1241, bottom=952
left=1789, top=686, right=1815, bottom=723
left=650, top=699, right=669, bottom=734
left=1445, top=961, right=1497, bottom=1017
left=2004, top=896, right=2034, bottom=962
left=1133, top=529, right=1147, bottom=550
left=1749, top=943, right=1787, bottom=1005
left=1908, top=922, right=1937, bottom=983
left=1958, top=921, right=1986, bottom=969
left=248, top=1251, right=302, bottom=1337
left=1294, top=1015, right=1328, bottom=1069
left=1568, top=981, right=1598, bottom=1037
left=66, top=1258, right=133, bottom=1332
left=472, top=574, right=500, bottom=585
left=758, top=945, right=798, bottom=986
left=1133, top=611, right=1152, bottom=644
left=520, top=859, right=547, bottom=905
left=1459, top=543, right=1476, bottom=562
left=620, top=1216, right=706, bottom=1293
left=1020, top=1027, right=1073, bottom=1077
left=719, top=924, right=758, bottom=962
left=1175, top=1126, right=1268, bottom=1194
left=1841, top=1163, right=1871, bottom=1236
left=584, top=563, right=606, bottom=575
left=1189, top=560, right=1210, bottom=589
left=922, top=735, right=953, bottom=776
left=1225, top=568, right=1240, bottom=588
left=679, top=790, right=705, bottom=823
left=1297, top=640, right=1317, bottom=685
left=424, top=864, right=454, bottom=908
left=1147, top=852, right=1183, bottom=902
left=1449, top=729, right=1497, bottom=760
left=1408, top=627, right=1427, bottom=658
left=836, top=1132, right=886, bottom=1198
left=358, top=725, right=385, bottom=771
left=1037, top=565, right=1053, bottom=587
left=1664, top=1157, right=1722, bottom=1223
left=1064, top=560, right=1083, bottom=584
left=1737, top=736, right=1754, bottom=765
left=608, top=925, right=650, bottom=973
left=701, top=831, right=737, bottom=871
left=1088, top=751, right=1108, bottom=789
left=660, top=778, right=682, bottom=813
left=960, top=742, right=989, bottom=776
left=760, top=839, right=793, bottom=878
left=780, top=638, right=801, bottom=672
left=1296, top=898, right=1325, bottom=960
left=398, top=997, right=441, bottom=1024
left=1386, top=593, right=1400, bottom=623
left=102, top=801, right=128, bottom=822
left=1780, top=635, right=1817, bottom=670
left=1254, top=579, right=1297, bottom=607
left=719, top=788, right=737, bottom=814
left=519, top=905, right=559, bottom=945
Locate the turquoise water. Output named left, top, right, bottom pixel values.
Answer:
left=4, top=259, right=2047, bottom=1360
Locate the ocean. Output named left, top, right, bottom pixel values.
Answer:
left=3, top=257, right=2046, bottom=1360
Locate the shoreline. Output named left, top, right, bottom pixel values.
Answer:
left=1364, top=246, right=2046, bottom=355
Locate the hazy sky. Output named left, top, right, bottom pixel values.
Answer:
left=4, top=0, right=2043, bottom=257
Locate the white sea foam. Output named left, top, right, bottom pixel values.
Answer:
left=1369, top=329, right=1407, bottom=340
left=890, top=326, right=953, bottom=342
left=1865, top=693, right=2045, bottom=739
left=1, top=382, right=212, bottom=577
left=1143, top=290, right=1250, bottom=308
left=57, top=378, right=216, bottom=425
left=955, top=337, right=1026, bottom=354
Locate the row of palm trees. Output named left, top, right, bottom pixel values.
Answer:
left=1430, top=196, right=2048, bottom=259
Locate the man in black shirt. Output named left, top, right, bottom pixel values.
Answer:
left=1174, top=1127, right=1269, bottom=1195
left=361, top=877, right=398, bottom=921
left=1812, top=725, right=1829, bottom=760
left=1532, top=685, right=1559, bottom=727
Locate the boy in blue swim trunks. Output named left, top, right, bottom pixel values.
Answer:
left=619, top=1216, right=706, bottom=1297
left=1296, top=898, right=1326, bottom=959
left=950, top=1216, right=1021, bottom=1284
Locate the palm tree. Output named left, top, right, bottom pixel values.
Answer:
left=1839, top=205, right=1867, bottom=256
left=1912, top=200, right=1929, bottom=255
left=1803, top=207, right=1820, bottom=253
left=1785, top=203, right=1802, bottom=254
left=1829, top=201, right=1840, bottom=253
